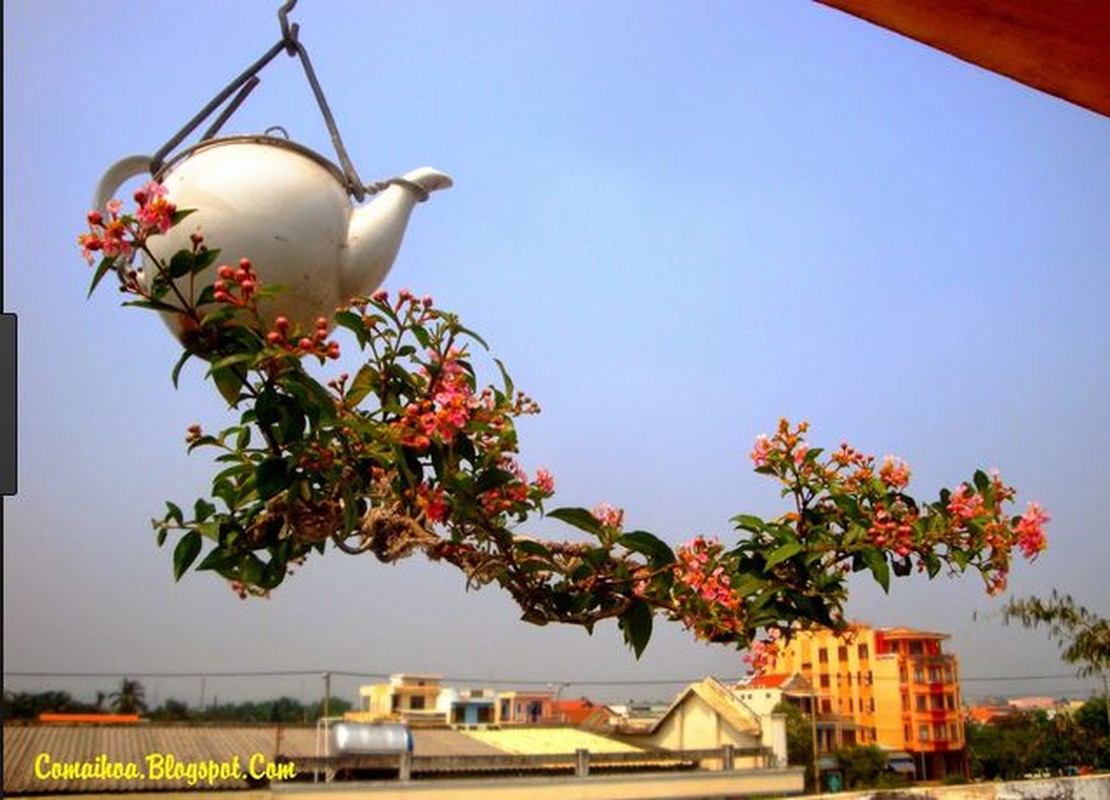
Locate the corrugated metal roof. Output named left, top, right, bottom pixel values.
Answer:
left=2, top=724, right=503, bottom=795
left=461, top=727, right=643, bottom=756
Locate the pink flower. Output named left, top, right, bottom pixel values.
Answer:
left=879, top=456, right=911, bottom=490
left=750, top=434, right=772, bottom=468
left=947, top=484, right=984, bottom=521
left=416, top=483, right=448, bottom=524
left=1014, top=501, right=1049, bottom=559
left=533, top=468, right=555, bottom=495
left=592, top=503, right=624, bottom=530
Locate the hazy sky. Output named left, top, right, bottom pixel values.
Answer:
left=4, top=1, right=1108, bottom=710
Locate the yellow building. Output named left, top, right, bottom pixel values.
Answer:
left=761, top=624, right=966, bottom=780
left=349, top=673, right=447, bottom=726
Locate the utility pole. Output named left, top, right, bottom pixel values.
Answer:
left=322, top=671, right=331, bottom=721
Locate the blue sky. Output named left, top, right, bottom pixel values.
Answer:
left=4, top=0, right=1108, bottom=708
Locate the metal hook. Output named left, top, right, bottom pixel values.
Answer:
left=278, top=0, right=299, bottom=54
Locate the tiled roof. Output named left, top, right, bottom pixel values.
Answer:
left=744, top=673, right=790, bottom=689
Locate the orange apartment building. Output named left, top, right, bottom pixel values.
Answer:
left=761, top=624, right=966, bottom=780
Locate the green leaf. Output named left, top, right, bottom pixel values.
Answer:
left=173, top=531, right=202, bottom=581
left=196, top=547, right=238, bottom=574
left=731, top=573, right=768, bottom=597
left=973, top=469, right=990, bottom=495
left=164, top=501, right=185, bottom=526
left=170, top=349, right=193, bottom=388
left=862, top=548, right=891, bottom=593
left=494, top=358, right=515, bottom=397
left=457, top=325, right=489, bottom=350
left=195, top=285, right=216, bottom=307
left=191, top=247, right=220, bottom=274
left=764, top=540, right=804, bottom=570
left=515, top=539, right=553, bottom=559
left=168, top=250, right=195, bottom=279
left=121, top=298, right=182, bottom=314
left=411, top=325, right=431, bottom=349
left=193, top=498, right=216, bottom=523
left=346, top=363, right=379, bottom=407
left=731, top=514, right=766, bottom=533
left=618, top=531, right=675, bottom=567
left=255, top=457, right=289, bottom=501
left=206, top=352, right=257, bottom=377
left=87, top=256, right=118, bottom=298
left=547, top=507, right=603, bottom=536
left=618, top=600, right=654, bottom=659
left=213, top=368, right=246, bottom=406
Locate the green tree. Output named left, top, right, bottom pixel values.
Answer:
left=773, top=701, right=815, bottom=791
left=835, top=744, right=887, bottom=789
left=108, top=678, right=148, bottom=715
left=1, top=690, right=99, bottom=719
left=151, top=698, right=191, bottom=721
left=1003, top=591, right=1110, bottom=730
left=312, top=696, right=352, bottom=721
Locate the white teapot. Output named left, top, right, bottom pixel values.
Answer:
left=96, top=135, right=452, bottom=338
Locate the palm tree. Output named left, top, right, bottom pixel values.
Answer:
left=108, top=678, right=147, bottom=715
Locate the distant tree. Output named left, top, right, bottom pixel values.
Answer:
left=1072, top=696, right=1110, bottom=769
left=2, top=690, right=98, bottom=719
left=835, top=744, right=887, bottom=789
left=108, top=678, right=148, bottom=715
left=312, top=696, right=352, bottom=721
left=773, top=701, right=815, bottom=791
left=1003, top=591, right=1110, bottom=729
left=152, top=698, right=191, bottom=721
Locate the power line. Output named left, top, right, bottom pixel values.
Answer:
left=2, top=669, right=1094, bottom=685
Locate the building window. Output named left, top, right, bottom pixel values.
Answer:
left=914, top=667, right=924, bottom=683
left=946, top=694, right=956, bottom=711
left=820, top=675, right=830, bottom=688
left=838, top=646, right=849, bottom=661
left=410, top=696, right=425, bottom=710
left=821, top=700, right=832, bottom=714
left=819, top=648, right=829, bottom=664
left=859, top=643, right=870, bottom=660
left=919, top=725, right=930, bottom=741
left=901, top=695, right=909, bottom=711
left=934, top=723, right=946, bottom=741
left=916, top=695, right=926, bottom=712
left=904, top=724, right=912, bottom=742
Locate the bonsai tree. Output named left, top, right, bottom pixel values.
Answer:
left=77, top=185, right=1050, bottom=658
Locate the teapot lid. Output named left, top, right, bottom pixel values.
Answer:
left=155, top=134, right=347, bottom=186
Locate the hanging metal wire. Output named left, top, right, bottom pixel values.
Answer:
left=150, top=0, right=371, bottom=200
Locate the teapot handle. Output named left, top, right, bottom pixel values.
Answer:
left=94, top=154, right=154, bottom=212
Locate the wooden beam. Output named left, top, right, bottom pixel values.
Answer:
left=815, top=0, right=1110, bottom=116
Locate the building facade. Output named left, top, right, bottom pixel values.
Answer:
left=353, top=673, right=447, bottom=726
left=761, top=624, right=966, bottom=779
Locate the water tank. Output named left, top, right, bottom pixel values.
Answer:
left=330, top=722, right=413, bottom=754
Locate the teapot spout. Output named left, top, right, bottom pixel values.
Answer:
left=343, top=167, right=453, bottom=302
